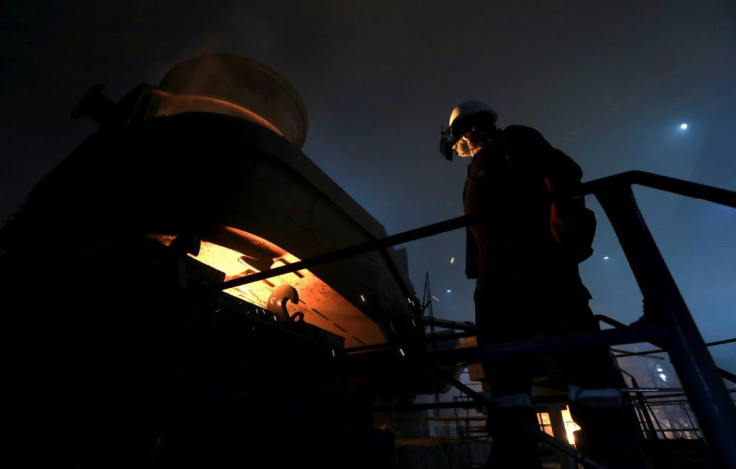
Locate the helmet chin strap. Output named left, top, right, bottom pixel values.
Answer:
left=467, top=135, right=489, bottom=157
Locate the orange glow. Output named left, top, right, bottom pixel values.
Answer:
left=537, top=406, right=581, bottom=446
left=561, top=406, right=581, bottom=445
left=148, top=229, right=387, bottom=348
left=148, top=90, right=286, bottom=137
left=538, top=412, right=555, bottom=437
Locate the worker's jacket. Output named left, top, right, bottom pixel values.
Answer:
left=463, top=125, right=590, bottom=308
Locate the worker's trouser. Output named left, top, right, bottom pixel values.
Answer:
left=473, top=270, right=648, bottom=468
left=568, top=398, right=649, bottom=469
left=485, top=395, right=543, bottom=469
left=484, top=390, right=649, bottom=469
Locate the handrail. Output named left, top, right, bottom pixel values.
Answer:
left=203, top=170, right=736, bottom=467
left=586, top=170, right=736, bottom=468
left=596, top=314, right=736, bottom=383
left=208, top=171, right=735, bottom=292
left=579, top=170, right=736, bottom=208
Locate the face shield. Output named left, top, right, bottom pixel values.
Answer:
left=439, top=127, right=456, bottom=160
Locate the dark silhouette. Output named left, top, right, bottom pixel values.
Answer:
left=440, top=101, right=648, bottom=469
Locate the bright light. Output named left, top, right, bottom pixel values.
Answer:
left=537, top=408, right=581, bottom=446
left=446, top=289, right=452, bottom=294
left=561, top=406, right=581, bottom=445
left=680, top=123, right=688, bottom=130
left=450, top=257, right=455, bottom=264
left=603, top=256, right=609, bottom=260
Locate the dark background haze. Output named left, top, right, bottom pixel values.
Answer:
left=2, top=1, right=734, bottom=383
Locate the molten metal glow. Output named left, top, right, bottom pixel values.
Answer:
left=149, top=229, right=387, bottom=348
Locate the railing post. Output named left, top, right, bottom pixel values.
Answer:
left=594, top=178, right=736, bottom=468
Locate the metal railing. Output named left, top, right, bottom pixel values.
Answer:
left=583, top=171, right=736, bottom=467
left=210, top=170, right=736, bottom=468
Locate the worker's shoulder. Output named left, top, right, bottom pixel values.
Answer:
left=501, top=125, right=552, bottom=149
left=502, top=124, right=546, bottom=139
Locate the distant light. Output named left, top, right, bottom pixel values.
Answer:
left=431, top=295, right=440, bottom=302
left=360, top=294, right=366, bottom=302
left=603, top=256, right=609, bottom=260
left=679, top=123, right=688, bottom=130
left=449, top=257, right=455, bottom=264
left=446, top=289, right=452, bottom=294
left=659, top=373, right=668, bottom=382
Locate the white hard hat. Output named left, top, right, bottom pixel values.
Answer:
left=448, top=101, right=497, bottom=131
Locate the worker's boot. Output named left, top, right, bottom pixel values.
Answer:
left=573, top=408, right=649, bottom=469
left=484, top=406, right=543, bottom=469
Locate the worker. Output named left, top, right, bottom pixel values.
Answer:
left=440, top=101, right=648, bottom=469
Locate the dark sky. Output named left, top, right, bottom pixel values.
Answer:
left=2, top=1, right=734, bottom=379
